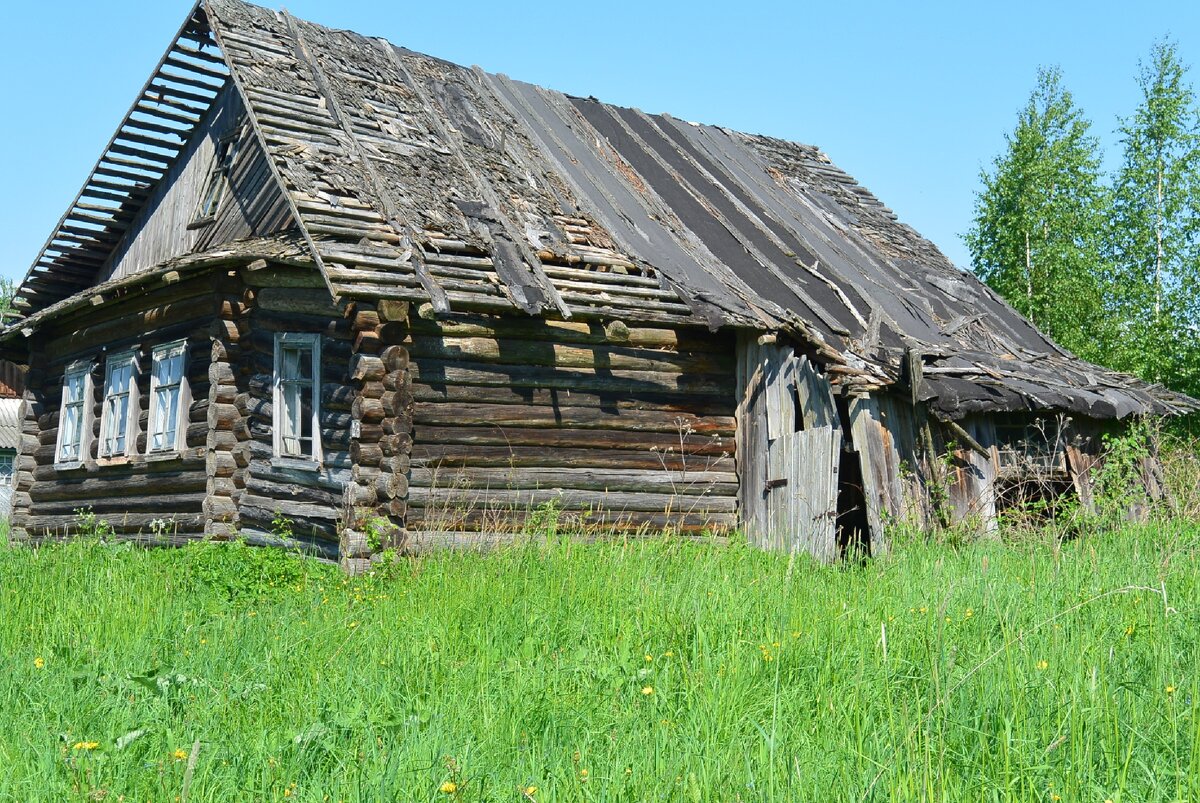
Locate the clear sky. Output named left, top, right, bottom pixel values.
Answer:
left=1, top=1, right=1196, bottom=284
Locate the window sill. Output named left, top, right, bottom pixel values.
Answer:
left=271, top=456, right=322, bottom=473
left=96, top=455, right=131, bottom=467
left=146, top=450, right=183, bottom=463
left=54, top=461, right=86, bottom=473
left=186, top=216, right=215, bottom=230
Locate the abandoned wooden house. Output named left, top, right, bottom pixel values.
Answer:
left=3, top=0, right=1195, bottom=568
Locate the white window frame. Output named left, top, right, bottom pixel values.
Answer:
left=55, top=359, right=93, bottom=466
left=99, top=349, right=140, bottom=459
left=148, top=340, right=190, bottom=454
left=273, top=333, right=321, bottom=465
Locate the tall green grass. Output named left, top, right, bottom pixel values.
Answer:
left=0, top=524, right=1196, bottom=801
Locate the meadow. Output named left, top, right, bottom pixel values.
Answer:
left=0, top=516, right=1196, bottom=802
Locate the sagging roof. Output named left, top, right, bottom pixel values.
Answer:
left=12, top=0, right=1197, bottom=421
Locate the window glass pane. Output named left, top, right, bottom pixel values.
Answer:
left=150, top=346, right=185, bottom=452
left=163, top=385, right=180, bottom=445
left=277, top=340, right=316, bottom=460
left=59, top=368, right=88, bottom=463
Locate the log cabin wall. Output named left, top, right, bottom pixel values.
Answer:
left=100, top=84, right=294, bottom=283
left=399, top=313, right=738, bottom=546
left=9, top=273, right=222, bottom=541
left=235, top=284, right=357, bottom=559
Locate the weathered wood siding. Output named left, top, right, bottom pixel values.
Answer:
left=737, top=336, right=842, bottom=561
left=402, top=314, right=738, bottom=539
left=10, top=276, right=220, bottom=541
left=101, top=85, right=293, bottom=282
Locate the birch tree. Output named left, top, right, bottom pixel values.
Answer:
left=1109, top=40, right=1200, bottom=397
left=965, top=68, right=1111, bottom=360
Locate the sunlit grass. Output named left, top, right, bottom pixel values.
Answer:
left=0, top=523, right=1196, bottom=801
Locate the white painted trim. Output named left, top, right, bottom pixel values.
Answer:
left=272, top=332, right=322, bottom=465
left=54, top=359, right=94, bottom=466
left=99, top=349, right=140, bottom=458
left=147, top=339, right=190, bottom=454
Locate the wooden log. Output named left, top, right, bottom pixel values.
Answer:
left=244, top=473, right=344, bottom=507
left=352, top=396, right=385, bottom=424
left=412, top=402, right=734, bottom=435
left=408, top=486, right=736, bottom=513
left=409, top=382, right=732, bottom=415
left=349, top=354, right=385, bottom=382
left=256, top=287, right=340, bottom=316
left=410, top=424, right=732, bottom=455
left=30, top=471, right=207, bottom=502
left=381, top=345, right=409, bottom=372
left=207, top=402, right=240, bottom=429
left=350, top=441, right=383, bottom=466
left=404, top=334, right=731, bottom=375
left=375, top=470, right=408, bottom=500
left=407, top=359, right=732, bottom=396
left=409, top=466, right=738, bottom=496
left=32, top=491, right=208, bottom=517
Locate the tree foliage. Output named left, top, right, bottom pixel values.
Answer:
left=965, top=68, right=1111, bottom=360
left=968, top=47, right=1200, bottom=402
left=1108, top=40, right=1200, bottom=397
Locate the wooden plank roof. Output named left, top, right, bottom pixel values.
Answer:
left=12, top=0, right=1197, bottom=421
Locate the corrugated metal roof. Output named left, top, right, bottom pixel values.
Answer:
left=0, top=398, right=23, bottom=450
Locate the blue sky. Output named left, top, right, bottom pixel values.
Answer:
left=1, top=1, right=1196, bottom=284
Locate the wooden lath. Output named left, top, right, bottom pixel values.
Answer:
left=14, top=2, right=231, bottom=315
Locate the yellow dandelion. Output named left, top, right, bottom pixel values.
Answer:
left=1037, top=660, right=1049, bottom=671
left=791, top=631, right=801, bottom=638
left=348, top=621, right=359, bottom=629
left=284, top=789, right=293, bottom=798
left=439, top=781, right=458, bottom=795
left=663, top=650, right=674, bottom=658
left=644, top=654, right=653, bottom=662
left=919, top=606, right=928, bottom=614
left=523, top=786, right=538, bottom=797
left=1124, top=625, right=1134, bottom=637
left=34, top=657, right=45, bottom=669
left=964, top=608, right=974, bottom=619
left=1166, top=684, right=1177, bottom=695
left=247, top=611, right=257, bottom=617
left=641, top=685, right=654, bottom=696
left=579, top=768, right=589, bottom=780
left=173, top=749, right=188, bottom=761
left=72, top=741, right=99, bottom=751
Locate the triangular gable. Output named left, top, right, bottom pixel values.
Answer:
left=16, top=4, right=235, bottom=313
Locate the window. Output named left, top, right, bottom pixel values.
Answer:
left=273, top=333, right=320, bottom=462
left=191, top=128, right=240, bottom=225
left=56, top=361, right=92, bottom=465
left=0, top=448, right=15, bottom=487
left=149, top=340, right=189, bottom=453
left=99, top=350, right=139, bottom=458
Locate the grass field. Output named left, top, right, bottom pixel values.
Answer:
left=0, top=522, right=1197, bottom=802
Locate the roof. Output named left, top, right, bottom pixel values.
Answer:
left=0, top=399, right=22, bottom=449
left=11, top=0, right=1197, bottom=421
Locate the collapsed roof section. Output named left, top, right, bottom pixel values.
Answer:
left=12, top=0, right=1197, bottom=421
